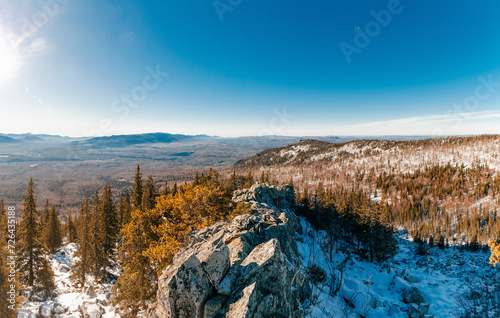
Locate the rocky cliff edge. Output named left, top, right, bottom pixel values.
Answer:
left=148, top=183, right=311, bottom=318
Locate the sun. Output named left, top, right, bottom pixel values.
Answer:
left=0, top=32, right=22, bottom=85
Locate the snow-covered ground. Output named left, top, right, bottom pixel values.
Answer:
left=18, top=243, right=120, bottom=318
left=295, top=216, right=498, bottom=318
left=16, top=215, right=500, bottom=317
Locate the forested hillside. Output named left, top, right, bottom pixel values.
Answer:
left=235, top=135, right=500, bottom=246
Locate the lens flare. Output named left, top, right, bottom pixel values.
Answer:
left=0, top=30, right=22, bottom=85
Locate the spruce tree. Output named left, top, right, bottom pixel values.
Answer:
left=102, top=185, right=118, bottom=259
left=90, top=189, right=106, bottom=280
left=17, top=178, right=55, bottom=297
left=142, top=177, right=158, bottom=211
left=46, top=205, right=62, bottom=254
left=40, top=199, right=51, bottom=250
left=260, top=171, right=266, bottom=183
left=160, top=181, right=170, bottom=196
left=172, top=182, right=178, bottom=196
left=133, top=164, right=143, bottom=209
left=18, top=178, right=42, bottom=286
left=66, top=211, right=77, bottom=243
left=72, top=196, right=92, bottom=285
left=115, top=206, right=158, bottom=313
left=244, top=171, right=254, bottom=188
left=194, top=170, right=200, bottom=185
left=118, top=191, right=132, bottom=226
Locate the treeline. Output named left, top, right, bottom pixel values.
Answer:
left=295, top=183, right=397, bottom=263
left=258, top=157, right=500, bottom=248
left=374, top=163, right=500, bottom=245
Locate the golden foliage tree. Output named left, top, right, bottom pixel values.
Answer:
left=489, top=240, right=500, bottom=267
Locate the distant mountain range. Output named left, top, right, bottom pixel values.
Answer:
left=0, top=132, right=479, bottom=149
left=0, top=136, right=21, bottom=144
left=71, top=133, right=211, bottom=148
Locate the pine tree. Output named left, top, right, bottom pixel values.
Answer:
left=40, top=199, right=50, bottom=224
left=115, top=206, right=158, bottom=313
left=260, top=171, right=266, bottom=183
left=118, top=191, right=132, bottom=226
left=437, top=233, right=445, bottom=249
left=17, top=178, right=55, bottom=298
left=102, top=185, right=118, bottom=259
left=132, top=164, right=143, bottom=209
left=142, top=177, right=158, bottom=211
left=160, top=181, right=170, bottom=196
left=66, top=211, right=77, bottom=243
left=89, top=189, right=106, bottom=280
left=243, top=171, right=254, bottom=188
left=18, top=177, right=41, bottom=287
left=72, top=196, right=92, bottom=285
left=40, top=199, right=51, bottom=250
left=46, top=205, right=62, bottom=254
left=228, top=170, right=239, bottom=192
left=194, top=170, right=200, bottom=185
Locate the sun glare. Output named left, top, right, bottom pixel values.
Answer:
left=0, top=31, right=22, bottom=85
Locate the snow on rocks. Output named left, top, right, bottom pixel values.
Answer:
left=295, top=216, right=494, bottom=318
left=18, top=242, right=120, bottom=318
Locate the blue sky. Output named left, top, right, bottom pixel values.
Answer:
left=0, top=0, right=499, bottom=137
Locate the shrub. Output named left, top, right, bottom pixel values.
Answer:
left=306, top=264, right=327, bottom=285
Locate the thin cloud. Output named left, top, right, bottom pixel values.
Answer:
left=331, top=110, right=500, bottom=136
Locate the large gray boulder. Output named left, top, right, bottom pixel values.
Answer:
left=402, top=287, right=425, bottom=305
left=157, top=254, right=212, bottom=318
left=80, top=302, right=103, bottom=318
left=232, top=183, right=295, bottom=210
left=223, top=238, right=305, bottom=318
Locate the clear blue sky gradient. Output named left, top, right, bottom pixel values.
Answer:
left=1, top=0, right=500, bottom=137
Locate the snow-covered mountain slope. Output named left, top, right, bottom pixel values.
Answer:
left=297, top=217, right=497, bottom=318
left=236, top=135, right=500, bottom=174
left=18, top=243, right=120, bottom=318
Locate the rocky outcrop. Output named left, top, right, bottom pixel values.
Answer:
left=149, top=183, right=310, bottom=318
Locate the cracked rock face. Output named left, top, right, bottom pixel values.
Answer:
left=149, top=183, right=310, bottom=318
